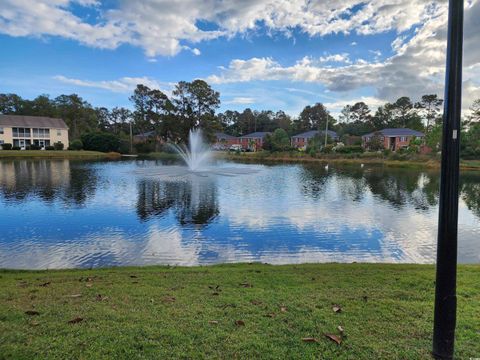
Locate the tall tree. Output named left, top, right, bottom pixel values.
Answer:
left=296, top=103, right=334, bottom=132
left=415, top=94, right=443, bottom=131
left=468, top=99, right=480, bottom=122
left=171, top=80, right=221, bottom=142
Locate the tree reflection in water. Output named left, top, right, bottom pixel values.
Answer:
left=136, top=175, right=219, bottom=227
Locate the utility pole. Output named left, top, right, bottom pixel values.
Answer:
left=129, top=121, right=133, bottom=154
left=433, top=0, right=463, bottom=359
left=324, top=116, right=329, bottom=149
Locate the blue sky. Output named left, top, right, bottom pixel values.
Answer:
left=0, top=1, right=479, bottom=116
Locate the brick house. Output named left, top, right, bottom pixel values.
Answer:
left=291, top=130, right=339, bottom=149
left=238, top=132, right=270, bottom=151
left=362, top=128, right=425, bottom=151
left=213, top=132, right=238, bottom=150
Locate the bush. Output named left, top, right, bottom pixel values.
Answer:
left=12, top=146, right=20, bottom=150
left=54, top=142, right=64, bottom=150
left=81, top=132, right=120, bottom=153
left=45, top=146, right=55, bottom=150
left=335, top=145, right=364, bottom=154
left=322, top=144, right=334, bottom=153
left=134, top=141, right=155, bottom=154
left=69, top=139, right=83, bottom=150
left=28, top=144, right=41, bottom=150
left=1, top=143, right=12, bottom=150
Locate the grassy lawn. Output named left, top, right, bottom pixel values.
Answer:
left=0, top=263, right=478, bottom=359
left=0, top=150, right=121, bottom=159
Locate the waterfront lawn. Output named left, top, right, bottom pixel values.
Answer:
left=0, top=150, right=120, bottom=158
left=0, top=264, right=478, bottom=359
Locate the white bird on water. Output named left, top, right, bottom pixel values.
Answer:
left=325, top=164, right=329, bottom=171
left=361, top=163, right=364, bottom=168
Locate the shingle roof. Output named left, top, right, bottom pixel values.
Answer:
left=0, top=115, right=68, bottom=129
left=292, top=130, right=339, bottom=139
left=215, top=132, right=236, bottom=140
left=239, top=131, right=271, bottom=139
left=362, top=128, right=424, bottom=138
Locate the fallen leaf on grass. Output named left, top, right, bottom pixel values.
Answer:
left=337, top=325, right=344, bottom=334
left=95, top=294, right=108, bottom=301
left=208, top=320, right=219, bottom=325
left=25, top=310, right=40, bottom=316
left=240, top=282, right=253, bottom=288
left=250, top=300, right=262, bottom=306
left=68, top=317, right=83, bottom=324
left=324, top=333, right=342, bottom=345
left=85, top=283, right=93, bottom=288
left=39, top=282, right=50, bottom=287
left=161, top=296, right=176, bottom=303
left=30, top=321, right=39, bottom=327
left=302, top=337, right=318, bottom=343
left=332, top=305, right=342, bottom=313
left=129, top=275, right=138, bottom=278
left=280, top=306, right=288, bottom=313
left=235, top=320, right=245, bottom=326
left=212, top=292, right=220, bottom=296
left=66, top=294, right=82, bottom=298
left=265, top=313, right=276, bottom=318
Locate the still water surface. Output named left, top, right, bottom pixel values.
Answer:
left=0, top=159, right=478, bottom=269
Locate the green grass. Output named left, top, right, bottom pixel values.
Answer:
left=0, top=150, right=121, bottom=159
left=0, top=263, right=478, bottom=359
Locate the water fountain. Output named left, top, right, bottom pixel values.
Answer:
left=134, top=128, right=258, bottom=178
left=169, top=129, right=213, bottom=172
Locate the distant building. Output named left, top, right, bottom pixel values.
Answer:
left=0, top=115, right=69, bottom=149
left=291, top=130, right=339, bottom=149
left=362, top=128, right=424, bottom=151
left=238, top=131, right=271, bottom=151
left=213, top=132, right=238, bottom=150
left=133, top=131, right=157, bottom=143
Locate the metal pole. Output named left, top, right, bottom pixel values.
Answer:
left=324, top=116, right=329, bottom=149
left=130, top=122, right=133, bottom=154
left=433, top=0, right=463, bottom=359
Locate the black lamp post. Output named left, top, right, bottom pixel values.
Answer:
left=433, top=0, right=464, bottom=359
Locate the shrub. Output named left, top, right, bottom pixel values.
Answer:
left=12, top=146, right=21, bottom=150
left=81, top=132, right=120, bottom=153
left=322, top=144, right=334, bottom=153
left=69, top=139, right=83, bottom=150
left=28, top=144, right=41, bottom=150
left=1, top=143, right=12, bottom=150
left=45, top=146, right=55, bottom=150
left=335, top=145, right=364, bottom=154
left=54, top=142, right=64, bottom=150
left=134, top=141, right=155, bottom=154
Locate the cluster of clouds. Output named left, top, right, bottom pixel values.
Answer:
left=1, top=0, right=479, bottom=112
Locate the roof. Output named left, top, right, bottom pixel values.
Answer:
left=239, top=131, right=271, bottom=139
left=215, top=132, right=236, bottom=140
left=134, top=131, right=156, bottom=138
left=292, top=130, right=339, bottom=139
left=362, top=128, right=424, bottom=138
left=0, top=115, right=68, bottom=129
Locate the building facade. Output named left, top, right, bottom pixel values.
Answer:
left=0, top=115, right=69, bottom=149
left=238, top=132, right=270, bottom=151
left=291, top=130, right=339, bottom=149
left=362, top=128, right=424, bottom=151
left=213, top=132, right=238, bottom=150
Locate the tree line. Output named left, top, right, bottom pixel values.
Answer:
left=1, top=80, right=479, bottom=155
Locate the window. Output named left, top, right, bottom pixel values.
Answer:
left=400, top=136, right=407, bottom=142
left=57, top=129, right=62, bottom=136
left=12, top=127, right=31, bottom=138
left=32, top=128, right=50, bottom=139
left=0, top=140, right=4, bottom=144
left=0, top=127, right=3, bottom=134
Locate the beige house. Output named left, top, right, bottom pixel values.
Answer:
left=0, top=115, right=69, bottom=150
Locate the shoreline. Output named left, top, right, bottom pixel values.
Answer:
left=1, top=263, right=478, bottom=359
left=0, top=150, right=122, bottom=159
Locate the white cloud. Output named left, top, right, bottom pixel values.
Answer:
left=53, top=75, right=170, bottom=93
left=225, top=97, right=256, bottom=104
left=0, top=0, right=452, bottom=57
left=206, top=1, right=480, bottom=112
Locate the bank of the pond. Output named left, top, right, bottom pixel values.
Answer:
left=223, top=152, right=480, bottom=171
left=0, top=150, right=121, bottom=159
left=1, top=263, right=478, bottom=359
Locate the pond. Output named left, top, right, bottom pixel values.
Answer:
left=0, top=158, right=479, bottom=269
